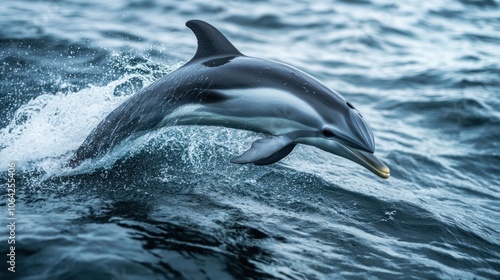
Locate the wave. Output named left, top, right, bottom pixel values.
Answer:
left=1, top=0, right=500, bottom=278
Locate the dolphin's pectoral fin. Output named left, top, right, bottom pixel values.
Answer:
left=230, top=136, right=294, bottom=165
left=253, top=143, right=296, bottom=165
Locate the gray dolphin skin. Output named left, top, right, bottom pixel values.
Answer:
left=70, top=20, right=390, bottom=179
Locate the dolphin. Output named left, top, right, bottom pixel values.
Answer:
left=70, top=19, right=390, bottom=178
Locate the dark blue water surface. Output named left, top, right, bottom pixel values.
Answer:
left=1, top=0, right=499, bottom=279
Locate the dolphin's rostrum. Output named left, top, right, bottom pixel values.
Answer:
left=71, top=20, right=390, bottom=178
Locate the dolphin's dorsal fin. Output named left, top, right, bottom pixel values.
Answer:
left=186, top=20, right=243, bottom=62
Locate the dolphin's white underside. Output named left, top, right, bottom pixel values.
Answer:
left=162, top=88, right=321, bottom=136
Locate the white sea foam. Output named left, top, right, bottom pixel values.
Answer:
left=0, top=74, right=148, bottom=175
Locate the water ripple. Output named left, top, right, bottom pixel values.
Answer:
left=1, top=0, right=499, bottom=279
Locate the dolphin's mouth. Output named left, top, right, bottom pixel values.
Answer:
left=343, top=146, right=390, bottom=179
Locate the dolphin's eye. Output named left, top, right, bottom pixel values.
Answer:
left=322, top=129, right=335, bottom=138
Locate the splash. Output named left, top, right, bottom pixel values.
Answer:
left=0, top=59, right=182, bottom=176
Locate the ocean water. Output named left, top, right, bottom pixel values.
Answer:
left=1, top=0, right=499, bottom=279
